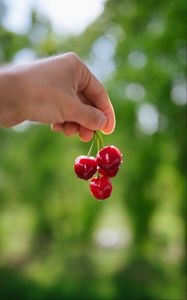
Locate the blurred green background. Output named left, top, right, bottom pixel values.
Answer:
left=0, top=0, right=186, bottom=299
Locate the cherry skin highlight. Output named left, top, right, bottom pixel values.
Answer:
left=90, top=176, right=112, bottom=200
left=74, top=156, right=97, bottom=180
left=96, top=146, right=122, bottom=172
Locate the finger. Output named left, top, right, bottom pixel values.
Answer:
left=79, top=65, right=116, bottom=134
left=63, top=122, right=79, bottom=136
left=78, top=92, right=90, bottom=105
left=73, top=100, right=108, bottom=131
left=79, top=126, right=94, bottom=142
left=51, top=123, right=64, bottom=131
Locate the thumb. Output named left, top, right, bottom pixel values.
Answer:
left=73, top=102, right=108, bottom=131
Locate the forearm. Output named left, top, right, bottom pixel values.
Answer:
left=0, top=67, right=23, bottom=127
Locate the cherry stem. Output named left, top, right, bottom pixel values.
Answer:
left=87, top=133, right=96, bottom=156
left=86, top=131, right=105, bottom=157
left=95, top=131, right=100, bottom=152
left=98, top=131, right=105, bottom=148
left=95, top=131, right=104, bottom=149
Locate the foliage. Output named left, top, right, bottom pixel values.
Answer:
left=0, top=0, right=186, bottom=299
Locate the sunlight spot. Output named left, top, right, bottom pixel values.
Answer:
left=96, top=227, right=131, bottom=249
left=171, top=81, right=187, bottom=106
left=35, top=0, right=106, bottom=34
left=2, top=0, right=106, bottom=34
left=89, top=35, right=117, bottom=81
left=13, top=48, right=37, bottom=65
left=125, top=83, right=145, bottom=102
left=105, top=23, right=125, bottom=42
left=91, top=35, right=117, bottom=61
left=128, top=50, right=147, bottom=69
left=29, top=23, right=49, bottom=44
left=137, top=103, right=159, bottom=135
left=147, top=18, right=165, bottom=36
left=2, top=0, right=32, bottom=34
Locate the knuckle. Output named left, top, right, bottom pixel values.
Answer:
left=65, top=52, right=82, bottom=78
left=66, top=52, right=80, bottom=65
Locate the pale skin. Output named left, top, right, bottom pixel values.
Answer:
left=0, top=52, right=115, bottom=141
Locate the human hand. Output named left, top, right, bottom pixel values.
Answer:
left=0, top=53, right=115, bottom=141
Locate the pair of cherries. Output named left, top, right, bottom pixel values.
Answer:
left=74, top=132, right=123, bottom=200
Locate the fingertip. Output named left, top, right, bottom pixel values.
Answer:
left=79, top=127, right=94, bottom=142
left=51, top=123, right=64, bottom=132
left=99, top=96, right=116, bottom=135
left=63, top=122, right=79, bottom=136
left=79, top=136, right=93, bottom=142
left=102, top=123, right=116, bottom=135
left=101, top=128, right=114, bottom=135
left=101, top=113, right=116, bottom=135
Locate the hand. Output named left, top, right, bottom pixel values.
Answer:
left=0, top=52, right=115, bottom=141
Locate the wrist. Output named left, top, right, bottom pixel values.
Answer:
left=0, top=67, right=25, bottom=127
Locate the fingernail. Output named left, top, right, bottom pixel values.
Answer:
left=97, top=114, right=107, bottom=129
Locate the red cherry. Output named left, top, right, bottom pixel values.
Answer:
left=96, top=146, right=122, bottom=172
left=90, top=176, right=112, bottom=200
left=74, top=156, right=97, bottom=180
left=98, top=166, right=119, bottom=178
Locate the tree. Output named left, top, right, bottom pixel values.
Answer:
left=0, top=0, right=186, bottom=299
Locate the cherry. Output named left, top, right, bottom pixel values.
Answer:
left=98, top=166, right=119, bottom=178
left=96, top=146, right=122, bottom=173
left=90, top=176, right=112, bottom=200
left=74, top=156, right=97, bottom=180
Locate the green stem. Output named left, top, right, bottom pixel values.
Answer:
left=87, top=133, right=96, bottom=156
left=95, top=131, right=100, bottom=152
left=98, top=131, right=105, bottom=148
left=95, top=131, right=104, bottom=149
left=87, top=130, right=105, bottom=157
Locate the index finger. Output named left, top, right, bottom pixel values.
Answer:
left=79, top=64, right=116, bottom=134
